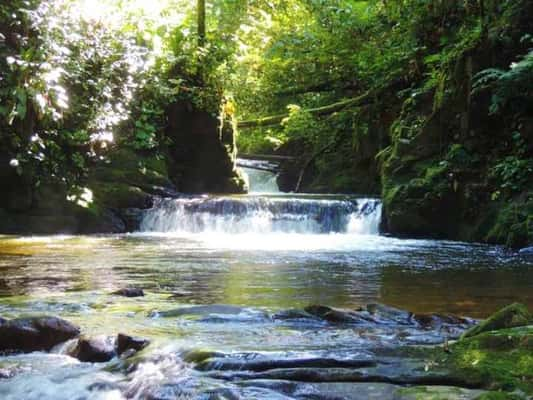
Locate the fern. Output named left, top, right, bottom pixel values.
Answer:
left=473, top=50, right=533, bottom=114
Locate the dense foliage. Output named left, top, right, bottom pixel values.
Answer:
left=1, top=0, right=531, bottom=244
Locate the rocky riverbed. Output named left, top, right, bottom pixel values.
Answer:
left=1, top=299, right=531, bottom=400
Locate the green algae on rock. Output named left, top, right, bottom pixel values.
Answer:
left=462, top=303, right=532, bottom=339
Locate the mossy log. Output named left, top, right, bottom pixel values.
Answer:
left=237, top=89, right=374, bottom=129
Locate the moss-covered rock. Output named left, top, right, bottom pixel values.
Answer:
left=445, top=327, right=533, bottom=394
left=461, top=303, right=532, bottom=339
left=166, top=100, right=245, bottom=194
left=90, top=182, right=152, bottom=210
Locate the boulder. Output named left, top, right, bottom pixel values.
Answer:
left=461, top=303, right=532, bottom=339
left=70, top=336, right=116, bottom=362
left=112, top=288, right=145, bottom=297
left=116, top=333, right=150, bottom=355
left=0, top=316, right=80, bottom=352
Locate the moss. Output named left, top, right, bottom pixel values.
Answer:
left=91, top=182, right=151, bottom=210
left=462, top=303, right=532, bottom=339
left=474, top=392, right=527, bottom=400
left=433, top=327, right=533, bottom=394
left=395, top=386, right=480, bottom=400
left=485, top=197, right=533, bottom=248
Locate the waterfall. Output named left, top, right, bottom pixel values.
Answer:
left=140, top=195, right=382, bottom=235
left=238, top=159, right=280, bottom=193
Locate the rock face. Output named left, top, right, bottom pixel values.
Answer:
left=461, top=303, right=531, bottom=339
left=0, top=316, right=80, bottom=353
left=0, top=99, right=246, bottom=235
left=166, top=100, right=245, bottom=194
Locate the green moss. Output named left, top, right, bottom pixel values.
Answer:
left=435, top=327, right=533, bottom=394
left=396, top=386, right=472, bottom=400
left=91, top=182, right=150, bottom=209
left=485, top=198, right=533, bottom=248
left=474, top=392, right=527, bottom=400
left=462, top=303, right=532, bottom=339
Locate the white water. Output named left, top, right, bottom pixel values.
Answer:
left=140, top=196, right=381, bottom=236
left=238, top=158, right=280, bottom=193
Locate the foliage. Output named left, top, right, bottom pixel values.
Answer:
left=473, top=48, right=533, bottom=115
left=0, top=0, right=240, bottom=189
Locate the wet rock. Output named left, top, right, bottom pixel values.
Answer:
left=519, top=246, right=533, bottom=256
left=461, top=303, right=532, bottom=339
left=208, top=365, right=469, bottom=386
left=70, top=336, right=116, bottom=362
left=196, top=355, right=377, bottom=372
left=116, top=333, right=150, bottom=356
left=394, top=386, right=484, bottom=400
left=238, top=381, right=485, bottom=400
left=0, top=316, right=80, bottom=353
left=271, top=309, right=317, bottom=321
left=366, top=303, right=413, bottom=324
left=181, top=349, right=226, bottom=364
left=158, top=304, right=247, bottom=318
left=413, top=313, right=474, bottom=336
left=304, top=305, right=365, bottom=324
left=112, top=288, right=145, bottom=297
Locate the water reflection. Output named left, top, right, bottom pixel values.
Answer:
left=0, top=235, right=531, bottom=317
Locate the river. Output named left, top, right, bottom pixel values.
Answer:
left=0, top=160, right=531, bottom=399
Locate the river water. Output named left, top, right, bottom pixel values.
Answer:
left=0, top=160, right=532, bottom=399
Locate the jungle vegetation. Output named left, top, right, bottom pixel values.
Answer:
left=1, top=0, right=532, bottom=244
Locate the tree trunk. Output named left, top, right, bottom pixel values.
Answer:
left=197, top=0, right=206, bottom=48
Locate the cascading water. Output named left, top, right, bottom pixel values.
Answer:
left=140, top=157, right=381, bottom=235
left=141, top=158, right=382, bottom=236
left=140, top=195, right=382, bottom=235
left=238, top=158, right=280, bottom=193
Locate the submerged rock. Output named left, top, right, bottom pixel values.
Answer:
left=157, top=304, right=248, bottom=318
left=0, top=316, right=80, bottom=353
left=112, top=288, right=145, bottom=297
left=304, top=305, right=366, bottom=323
left=366, top=303, right=413, bottom=324
left=461, top=303, right=531, bottom=339
left=69, top=336, right=116, bottom=362
left=116, top=334, right=150, bottom=356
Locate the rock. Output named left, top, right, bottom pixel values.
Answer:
left=272, top=308, right=317, bottom=321
left=112, top=288, right=145, bottom=297
left=461, top=303, right=532, bottom=339
left=519, top=246, right=533, bottom=257
left=116, top=333, right=150, bottom=355
left=395, top=386, right=484, bottom=400
left=0, top=316, right=80, bottom=353
left=70, top=336, right=116, bottom=362
left=157, top=304, right=246, bottom=318
left=166, top=100, right=245, bottom=194
left=366, top=303, right=413, bottom=324
left=304, top=305, right=366, bottom=324
left=196, top=355, right=377, bottom=372
left=414, top=313, right=472, bottom=329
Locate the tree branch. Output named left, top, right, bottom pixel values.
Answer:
left=237, top=89, right=374, bottom=129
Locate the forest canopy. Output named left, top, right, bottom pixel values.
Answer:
left=1, top=0, right=532, bottom=195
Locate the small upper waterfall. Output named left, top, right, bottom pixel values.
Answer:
left=140, top=195, right=382, bottom=235
left=238, top=158, right=280, bottom=193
